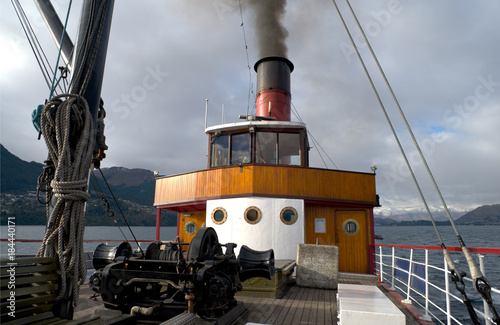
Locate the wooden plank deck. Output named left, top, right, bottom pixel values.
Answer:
left=232, top=277, right=424, bottom=325
left=74, top=275, right=427, bottom=324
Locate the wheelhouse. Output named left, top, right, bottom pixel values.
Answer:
left=206, top=120, right=309, bottom=168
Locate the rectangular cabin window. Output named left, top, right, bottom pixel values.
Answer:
left=256, top=132, right=277, bottom=164
left=211, top=134, right=230, bottom=167
left=231, top=133, right=251, bottom=165
left=278, top=133, right=300, bottom=165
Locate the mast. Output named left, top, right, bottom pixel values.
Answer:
left=71, top=0, right=115, bottom=152
left=35, top=0, right=115, bottom=319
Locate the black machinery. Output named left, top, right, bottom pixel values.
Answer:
left=89, top=227, right=274, bottom=322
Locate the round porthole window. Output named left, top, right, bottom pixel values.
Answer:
left=211, top=207, right=227, bottom=225
left=184, top=221, right=197, bottom=235
left=342, top=218, right=360, bottom=236
left=244, top=206, right=262, bottom=224
left=280, top=207, right=298, bottom=225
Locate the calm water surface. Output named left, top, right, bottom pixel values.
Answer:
left=0, top=225, right=177, bottom=257
left=375, top=225, right=500, bottom=324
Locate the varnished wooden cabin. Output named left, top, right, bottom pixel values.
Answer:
left=153, top=57, right=379, bottom=274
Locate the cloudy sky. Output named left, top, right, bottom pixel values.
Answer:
left=1, top=1, right=499, bottom=215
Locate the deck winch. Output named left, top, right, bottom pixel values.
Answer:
left=89, top=227, right=274, bottom=321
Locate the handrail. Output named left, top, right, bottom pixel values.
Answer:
left=375, top=244, right=500, bottom=325
left=376, top=244, right=500, bottom=255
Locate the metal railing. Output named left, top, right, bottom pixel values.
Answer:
left=375, top=244, right=500, bottom=325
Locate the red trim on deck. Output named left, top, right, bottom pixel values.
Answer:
left=0, top=239, right=154, bottom=243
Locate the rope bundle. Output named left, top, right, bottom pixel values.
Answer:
left=37, top=94, right=93, bottom=306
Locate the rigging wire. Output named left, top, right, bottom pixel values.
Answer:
left=48, top=0, right=73, bottom=99
left=330, top=0, right=449, bottom=259
left=290, top=102, right=339, bottom=169
left=334, top=0, right=498, bottom=321
left=89, top=171, right=128, bottom=242
left=11, top=0, right=60, bottom=92
left=239, top=0, right=256, bottom=116
left=96, top=168, right=145, bottom=255
left=342, top=1, right=498, bottom=322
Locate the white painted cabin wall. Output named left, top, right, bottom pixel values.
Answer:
left=206, top=197, right=304, bottom=260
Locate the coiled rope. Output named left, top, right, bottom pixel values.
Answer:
left=37, top=94, right=93, bottom=306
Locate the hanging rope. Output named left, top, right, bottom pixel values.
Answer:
left=37, top=94, right=93, bottom=307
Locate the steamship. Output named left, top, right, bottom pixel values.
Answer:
left=4, top=1, right=499, bottom=325
left=153, top=56, right=379, bottom=274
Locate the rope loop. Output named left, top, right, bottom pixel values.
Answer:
left=51, top=179, right=91, bottom=201
left=37, top=93, right=93, bottom=306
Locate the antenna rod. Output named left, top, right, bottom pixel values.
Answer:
left=205, top=99, right=208, bottom=129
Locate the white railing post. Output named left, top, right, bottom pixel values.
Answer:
left=479, top=254, right=491, bottom=325
left=444, top=256, right=451, bottom=325
left=391, top=246, right=395, bottom=290
left=420, top=249, right=432, bottom=321
left=379, top=246, right=384, bottom=282
left=402, top=248, right=413, bottom=304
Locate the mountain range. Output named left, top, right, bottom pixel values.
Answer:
left=1, top=144, right=499, bottom=225
left=1, top=144, right=176, bottom=226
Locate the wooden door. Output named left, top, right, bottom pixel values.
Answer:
left=178, top=211, right=206, bottom=243
left=335, top=210, right=368, bottom=273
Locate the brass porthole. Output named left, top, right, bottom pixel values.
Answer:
left=342, top=218, right=360, bottom=236
left=184, top=221, right=197, bottom=235
left=244, top=206, right=262, bottom=224
left=211, top=207, right=227, bottom=225
left=280, top=207, right=298, bottom=225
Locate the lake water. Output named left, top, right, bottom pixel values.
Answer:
left=375, top=225, right=500, bottom=324
left=0, top=225, right=178, bottom=257
left=375, top=225, right=500, bottom=288
left=2, top=224, right=497, bottom=258
left=1, top=224, right=499, bottom=324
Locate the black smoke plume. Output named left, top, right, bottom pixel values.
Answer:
left=248, top=0, right=288, bottom=58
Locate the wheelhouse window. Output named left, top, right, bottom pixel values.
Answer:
left=211, top=134, right=229, bottom=167
left=256, top=132, right=277, bottom=164
left=209, top=129, right=306, bottom=168
left=231, top=133, right=251, bottom=165
left=279, top=133, right=300, bottom=165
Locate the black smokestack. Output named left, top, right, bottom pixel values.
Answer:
left=249, top=0, right=288, bottom=58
